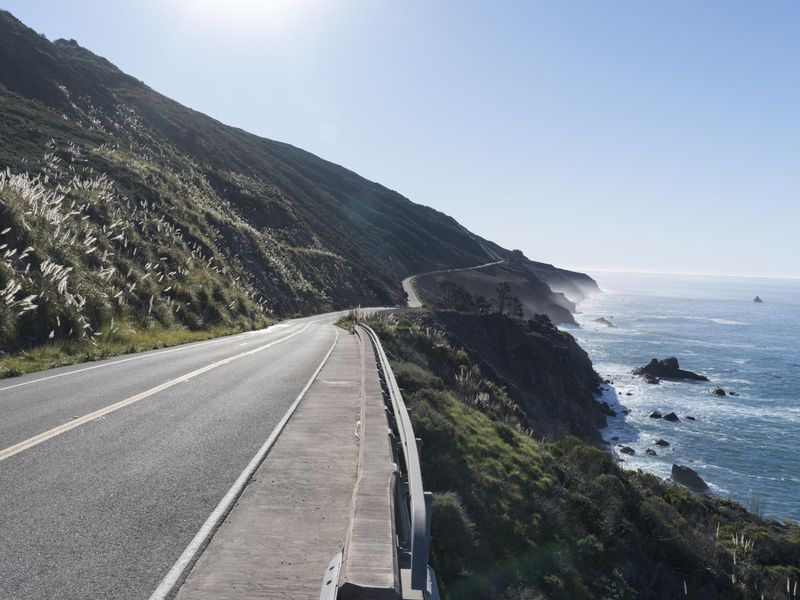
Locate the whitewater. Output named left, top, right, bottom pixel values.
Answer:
left=572, top=272, right=800, bottom=521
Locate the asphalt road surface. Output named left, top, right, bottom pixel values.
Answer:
left=0, top=312, right=344, bottom=600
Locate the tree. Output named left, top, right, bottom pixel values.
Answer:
left=510, top=296, right=524, bottom=319
left=439, top=280, right=477, bottom=312
left=474, top=295, right=492, bottom=314
left=495, top=281, right=512, bottom=315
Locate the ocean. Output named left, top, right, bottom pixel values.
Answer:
left=571, top=271, right=800, bottom=522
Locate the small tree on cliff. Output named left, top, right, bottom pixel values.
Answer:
left=475, top=295, right=492, bottom=314
left=495, top=282, right=512, bottom=315
left=510, top=296, right=524, bottom=319
left=438, top=280, right=477, bottom=312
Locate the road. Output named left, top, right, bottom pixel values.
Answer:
left=401, top=259, right=505, bottom=308
left=0, top=312, right=345, bottom=600
left=401, top=274, right=424, bottom=308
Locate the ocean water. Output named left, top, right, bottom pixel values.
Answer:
left=571, top=272, right=800, bottom=522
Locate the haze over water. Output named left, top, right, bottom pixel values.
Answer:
left=574, top=272, right=800, bottom=522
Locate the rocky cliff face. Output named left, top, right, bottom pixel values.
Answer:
left=411, top=248, right=599, bottom=325
left=413, top=260, right=578, bottom=324
left=372, top=311, right=800, bottom=600
left=428, top=311, right=605, bottom=442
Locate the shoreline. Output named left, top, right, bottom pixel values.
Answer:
left=570, top=276, right=800, bottom=523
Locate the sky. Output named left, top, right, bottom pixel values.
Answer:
left=2, top=0, right=799, bottom=278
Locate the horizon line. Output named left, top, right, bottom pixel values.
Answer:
left=563, top=267, right=800, bottom=281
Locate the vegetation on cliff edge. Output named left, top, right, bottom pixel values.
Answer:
left=362, top=311, right=800, bottom=600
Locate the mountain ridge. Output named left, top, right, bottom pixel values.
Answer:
left=0, top=9, right=596, bottom=353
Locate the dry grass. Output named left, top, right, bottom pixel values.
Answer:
left=0, top=320, right=266, bottom=379
left=0, top=143, right=272, bottom=352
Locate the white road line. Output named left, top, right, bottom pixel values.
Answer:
left=0, top=323, right=294, bottom=393
left=0, top=322, right=318, bottom=463
left=148, top=327, right=340, bottom=600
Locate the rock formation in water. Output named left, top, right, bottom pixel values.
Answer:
left=671, top=464, right=709, bottom=491
left=633, top=357, right=708, bottom=382
left=593, top=317, right=617, bottom=328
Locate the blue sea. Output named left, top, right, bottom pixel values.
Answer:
left=572, top=272, right=800, bottom=522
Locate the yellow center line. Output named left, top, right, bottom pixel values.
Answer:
left=0, top=321, right=319, bottom=463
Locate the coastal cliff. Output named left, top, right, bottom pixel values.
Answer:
left=365, top=310, right=800, bottom=600
left=411, top=249, right=599, bottom=325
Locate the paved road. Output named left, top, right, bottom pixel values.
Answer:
left=401, top=275, right=424, bottom=308
left=401, top=259, right=505, bottom=308
left=0, top=312, right=346, bottom=600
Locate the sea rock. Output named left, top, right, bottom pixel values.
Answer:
left=643, top=374, right=660, bottom=385
left=625, top=391, right=633, bottom=396
left=633, top=357, right=709, bottom=382
left=685, top=415, right=696, bottom=421
left=754, top=296, right=764, bottom=303
left=711, top=387, right=726, bottom=396
left=671, top=464, right=709, bottom=491
left=654, top=438, right=670, bottom=447
left=619, top=446, right=635, bottom=455
left=729, top=391, right=738, bottom=396
left=646, top=448, right=657, bottom=456
left=593, top=317, right=617, bottom=328
left=599, top=401, right=616, bottom=416
left=649, top=410, right=663, bottom=419
left=663, top=412, right=680, bottom=422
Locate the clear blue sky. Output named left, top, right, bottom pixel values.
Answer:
left=3, top=0, right=799, bottom=277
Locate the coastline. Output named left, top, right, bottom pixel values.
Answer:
left=569, top=271, right=800, bottom=522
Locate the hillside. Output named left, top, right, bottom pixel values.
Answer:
left=363, top=311, right=800, bottom=599
left=412, top=260, right=578, bottom=324
left=0, top=10, right=595, bottom=360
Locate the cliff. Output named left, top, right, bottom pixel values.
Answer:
left=365, top=310, right=800, bottom=599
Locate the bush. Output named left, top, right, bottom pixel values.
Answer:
left=393, top=361, right=443, bottom=394
left=431, top=492, right=478, bottom=582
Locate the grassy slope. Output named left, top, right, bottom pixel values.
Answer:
left=365, top=311, right=800, bottom=600
left=0, top=322, right=257, bottom=378
left=0, top=9, right=495, bottom=296
left=0, top=9, right=500, bottom=372
left=0, top=10, right=603, bottom=373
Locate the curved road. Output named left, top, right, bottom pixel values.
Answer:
left=401, top=259, right=505, bottom=308
left=0, top=313, right=345, bottom=600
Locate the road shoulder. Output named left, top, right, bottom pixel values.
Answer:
left=173, top=329, right=362, bottom=600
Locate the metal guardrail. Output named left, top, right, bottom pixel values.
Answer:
left=360, top=324, right=437, bottom=598
left=320, top=320, right=438, bottom=600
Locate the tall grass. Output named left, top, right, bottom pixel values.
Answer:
left=0, top=142, right=274, bottom=373
left=0, top=320, right=261, bottom=379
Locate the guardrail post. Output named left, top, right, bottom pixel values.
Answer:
left=424, top=492, right=433, bottom=540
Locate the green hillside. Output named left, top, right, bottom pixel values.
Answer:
left=362, top=310, right=800, bottom=599
left=0, top=9, right=596, bottom=374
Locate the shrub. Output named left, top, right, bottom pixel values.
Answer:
left=431, top=492, right=478, bottom=582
